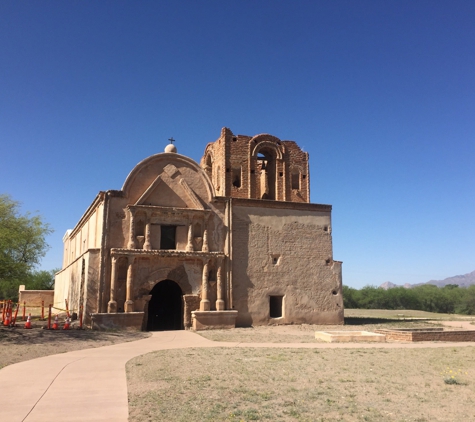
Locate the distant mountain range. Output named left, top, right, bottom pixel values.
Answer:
left=379, top=270, right=475, bottom=290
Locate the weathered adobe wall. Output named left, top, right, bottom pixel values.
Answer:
left=18, top=289, right=54, bottom=307
left=54, top=250, right=100, bottom=323
left=232, top=203, right=343, bottom=327
left=62, top=196, right=104, bottom=268
left=376, top=329, right=475, bottom=342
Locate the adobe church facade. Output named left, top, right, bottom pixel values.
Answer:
left=54, top=128, right=343, bottom=330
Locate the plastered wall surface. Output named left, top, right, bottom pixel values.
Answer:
left=18, top=290, right=54, bottom=307
left=232, top=204, right=343, bottom=326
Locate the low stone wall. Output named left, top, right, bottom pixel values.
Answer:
left=90, top=312, right=145, bottom=330
left=375, top=329, right=475, bottom=342
left=192, top=310, right=238, bottom=330
left=18, top=288, right=54, bottom=307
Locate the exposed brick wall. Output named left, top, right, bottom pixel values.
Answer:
left=375, top=329, right=475, bottom=342
left=200, top=128, right=310, bottom=203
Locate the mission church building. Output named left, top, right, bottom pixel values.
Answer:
left=54, top=128, right=343, bottom=330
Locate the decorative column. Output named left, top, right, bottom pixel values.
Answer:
left=143, top=222, right=152, bottom=250
left=128, top=212, right=136, bottom=249
left=202, top=227, right=209, bottom=252
left=124, top=256, right=135, bottom=313
left=107, top=256, right=118, bottom=313
left=200, top=260, right=210, bottom=311
left=202, top=215, right=210, bottom=252
left=186, top=222, right=194, bottom=252
left=216, top=258, right=225, bottom=311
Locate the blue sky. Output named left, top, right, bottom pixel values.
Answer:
left=1, top=1, right=474, bottom=288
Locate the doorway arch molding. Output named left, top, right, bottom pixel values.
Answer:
left=146, top=267, right=193, bottom=295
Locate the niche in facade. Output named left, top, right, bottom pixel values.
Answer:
left=256, top=149, right=276, bottom=200
left=193, top=222, right=203, bottom=251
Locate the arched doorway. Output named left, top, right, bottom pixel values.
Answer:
left=147, top=279, right=183, bottom=331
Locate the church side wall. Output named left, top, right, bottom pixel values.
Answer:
left=231, top=203, right=343, bottom=327
left=55, top=195, right=104, bottom=321
left=53, top=249, right=101, bottom=323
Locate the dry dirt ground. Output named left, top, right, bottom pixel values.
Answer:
left=0, top=322, right=149, bottom=369
left=127, top=346, right=475, bottom=422
left=2, top=310, right=475, bottom=421
left=127, top=312, right=475, bottom=422
left=196, top=321, right=445, bottom=344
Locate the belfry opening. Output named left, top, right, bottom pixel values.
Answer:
left=147, top=280, right=183, bottom=331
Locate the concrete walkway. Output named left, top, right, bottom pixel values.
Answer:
left=1, top=330, right=475, bottom=422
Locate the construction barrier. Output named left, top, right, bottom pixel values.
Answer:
left=1, top=299, right=84, bottom=330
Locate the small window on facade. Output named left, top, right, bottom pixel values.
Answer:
left=291, top=172, right=300, bottom=190
left=160, top=225, right=177, bottom=250
left=270, top=296, right=283, bottom=318
left=232, top=167, right=241, bottom=188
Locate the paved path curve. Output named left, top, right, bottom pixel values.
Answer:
left=1, top=329, right=475, bottom=422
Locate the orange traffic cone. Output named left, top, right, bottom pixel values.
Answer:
left=52, top=315, right=59, bottom=330
left=24, top=314, right=32, bottom=329
left=3, top=311, right=11, bottom=326
left=63, top=317, right=70, bottom=330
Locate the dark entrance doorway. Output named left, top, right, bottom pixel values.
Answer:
left=147, top=279, right=183, bottom=331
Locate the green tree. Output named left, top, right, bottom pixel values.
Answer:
left=25, top=268, right=59, bottom=290
left=342, top=285, right=360, bottom=308
left=456, top=285, right=475, bottom=315
left=0, top=194, right=53, bottom=300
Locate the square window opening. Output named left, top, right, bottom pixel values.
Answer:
left=160, top=225, right=177, bottom=250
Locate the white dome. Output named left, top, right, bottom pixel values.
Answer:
left=164, top=143, right=177, bottom=153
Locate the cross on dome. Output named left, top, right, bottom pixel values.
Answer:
left=165, top=137, right=177, bottom=153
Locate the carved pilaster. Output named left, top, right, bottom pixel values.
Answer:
left=107, top=257, right=118, bottom=313
left=216, top=258, right=225, bottom=311
left=128, top=212, right=136, bottom=249
left=143, top=222, right=152, bottom=250
left=202, top=227, right=209, bottom=252
left=186, top=222, right=194, bottom=252
left=124, top=256, right=135, bottom=313
left=200, top=260, right=210, bottom=311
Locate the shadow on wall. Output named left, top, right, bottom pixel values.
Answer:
left=232, top=213, right=254, bottom=327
